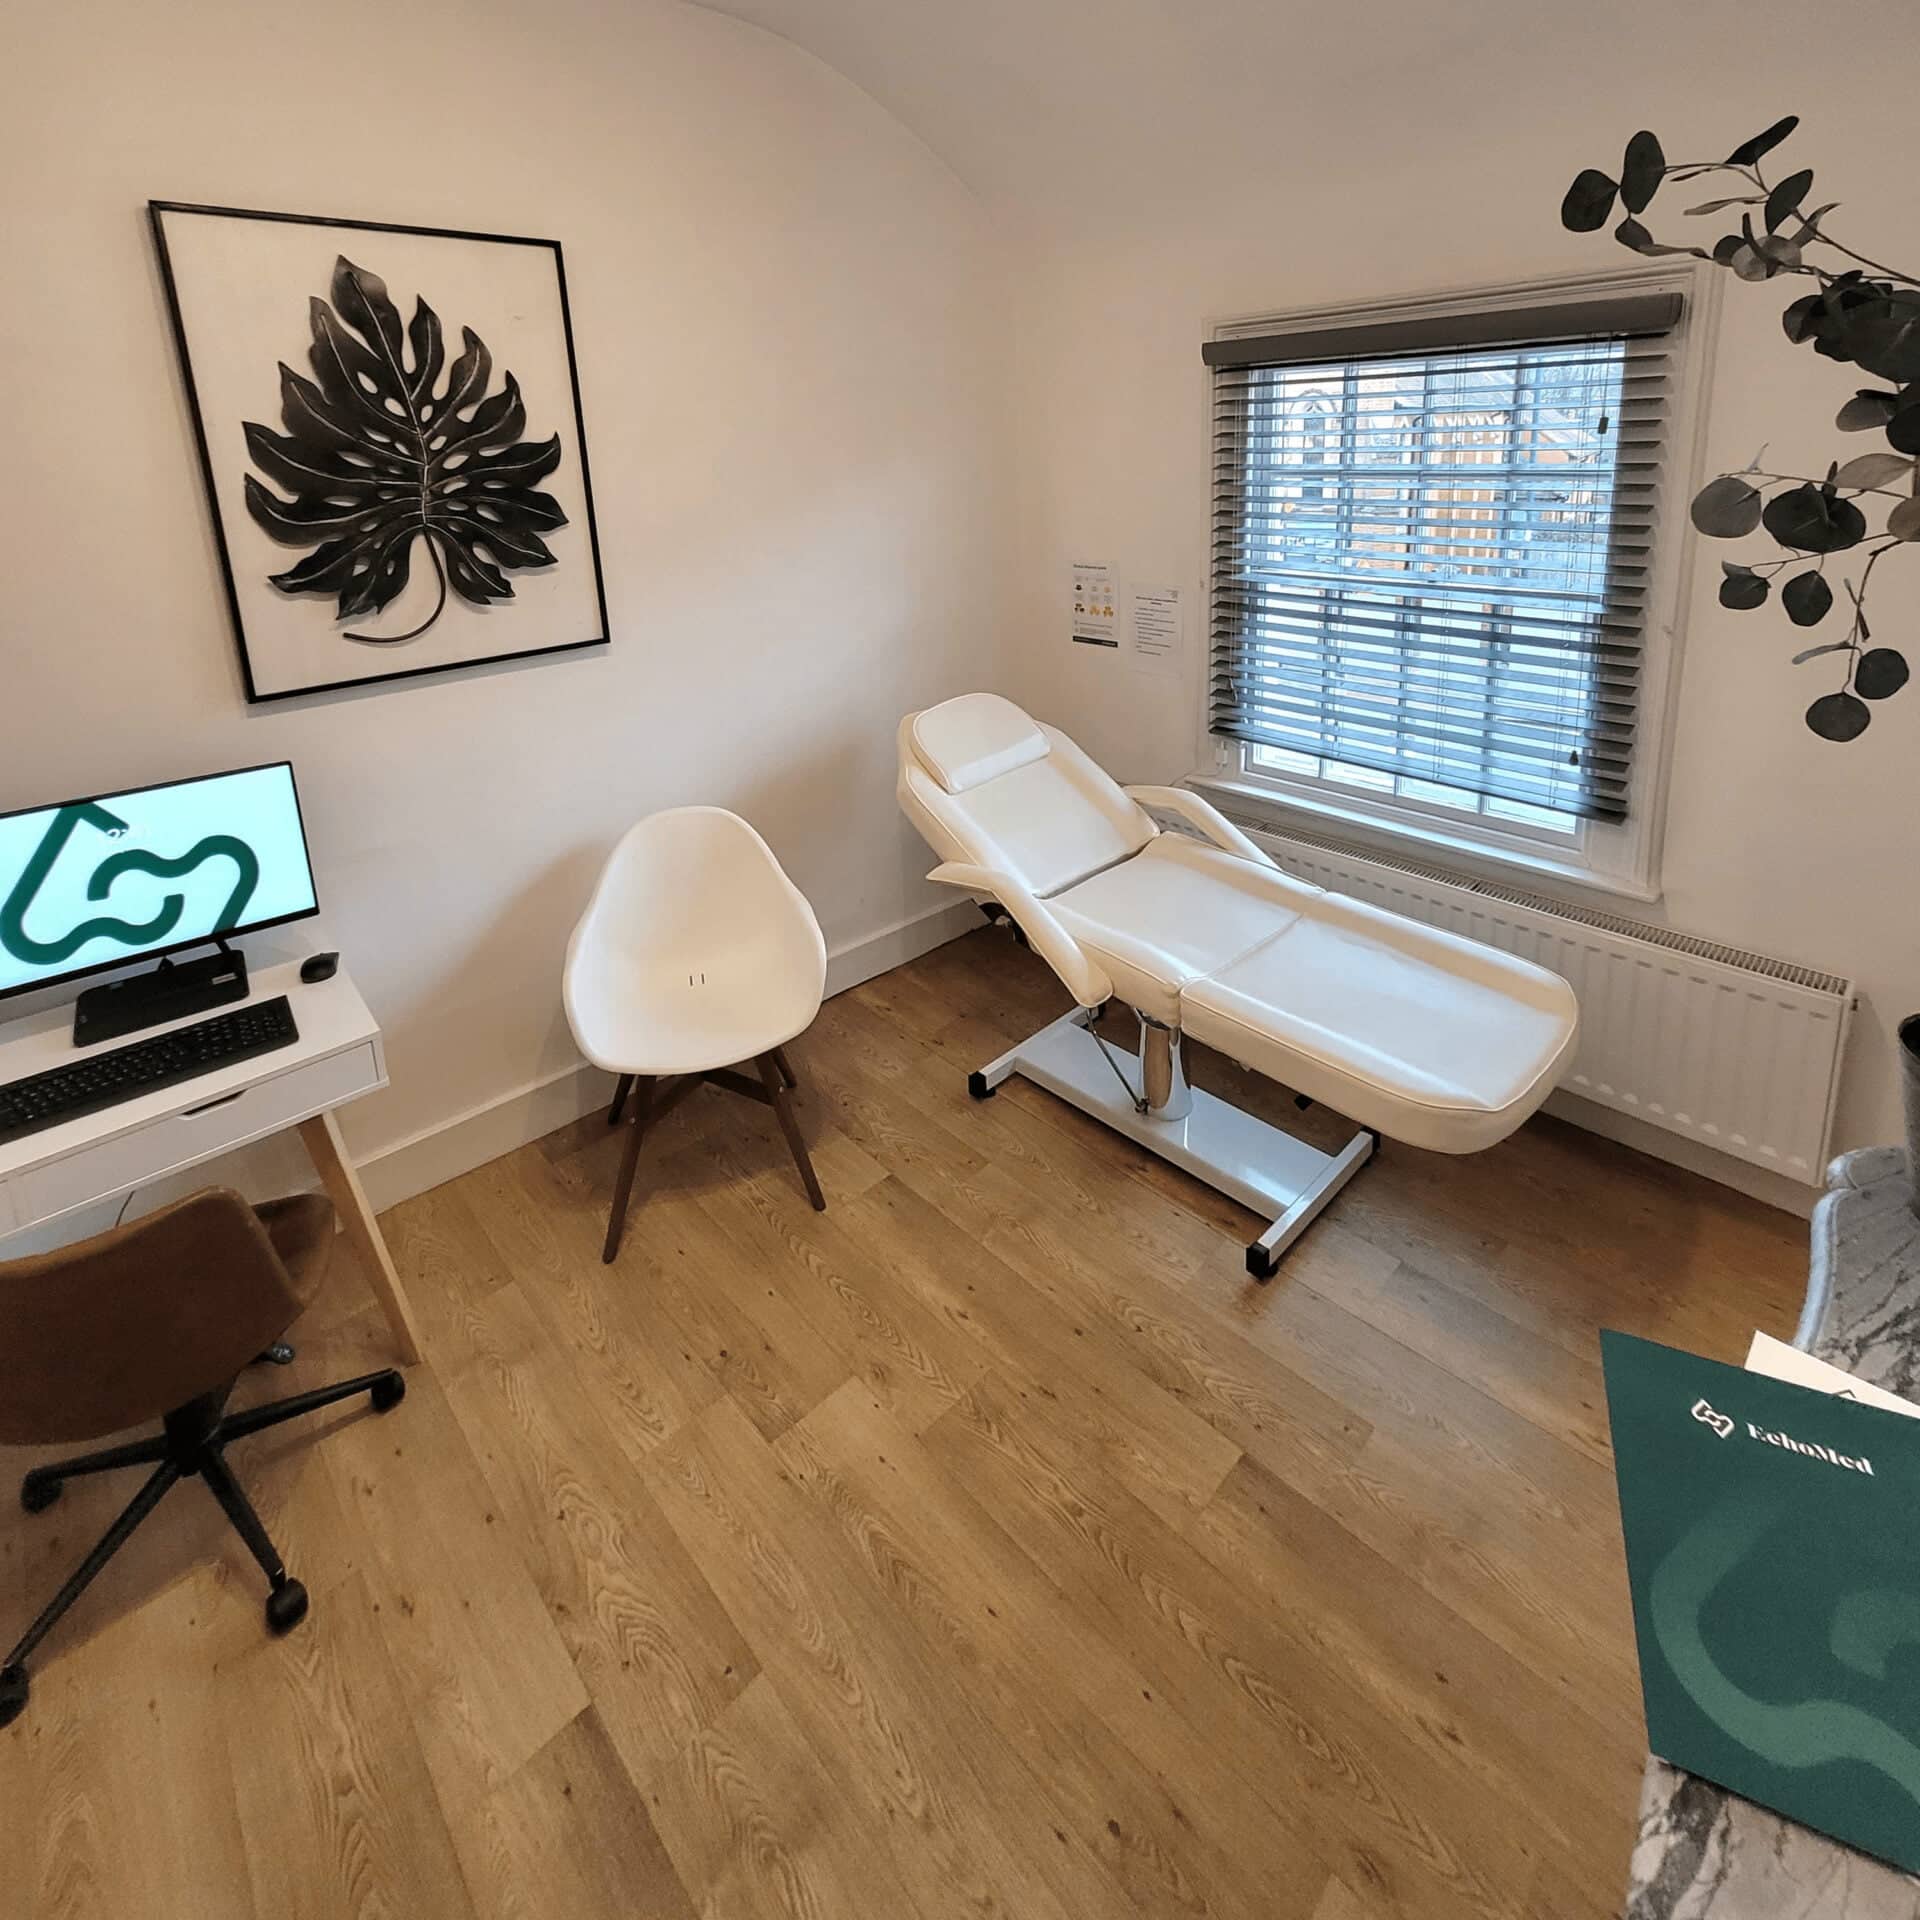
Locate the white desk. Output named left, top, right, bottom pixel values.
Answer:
left=0, top=957, right=423, bottom=1364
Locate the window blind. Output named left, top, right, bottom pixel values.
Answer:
left=1206, top=294, right=1681, bottom=824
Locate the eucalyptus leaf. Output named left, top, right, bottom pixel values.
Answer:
left=1620, top=131, right=1666, bottom=214
left=1617, top=229, right=1707, bottom=260
left=1726, top=115, right=1799, bottom=167
left=1889, top=405, right=1920, bottom=455
left=1888, top=496, right=1920, bottom=541
left=1790, top=201, right=1840, bottom=241
left=1561, top=169, right=1618, bottom=233
left=1782, top=293, right=1822, bottom=343
left=1719, top=570, right=1770, bottom=610
left=1832, top=452, right=1913, bottom=490
left=1730, top=244, right=1772, bottom=282
left=1781, top=571, right=1833, bottom=625
left=1856, top=648, right=1910, bottom=700
left=1837, top=391, right=1899, bottom=431
left=1791, top=640, right=1851, bottom=664
left=1764, top=168, right=1813, bottom=232
left=1690, top=474, right=1764, bottom=537
left=1761, top=482, right=1867, bottom=553
left=1683, top=195, right=1764, bottom=215
left=1806, top=690, right=1870, bottom=740
left=1838, top=293, right=1920, bottom=385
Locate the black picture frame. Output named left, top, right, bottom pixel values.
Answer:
left=149, top=200, right=610, bottom=703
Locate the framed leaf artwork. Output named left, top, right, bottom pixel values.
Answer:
left=149, top=201, right=609, bottom=702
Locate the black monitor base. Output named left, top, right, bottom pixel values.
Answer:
left=72, top=944, right=248, bottom=1048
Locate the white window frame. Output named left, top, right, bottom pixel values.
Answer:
left=1190, top=264, right=1721, bottom=904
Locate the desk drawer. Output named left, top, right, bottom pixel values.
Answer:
left=12, top=1042, right=381, bottom=1226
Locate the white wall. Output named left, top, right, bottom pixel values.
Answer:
left=1000, top=25, right=1920, bottom=1155
left=0, top=0, right=1009, bottom=1187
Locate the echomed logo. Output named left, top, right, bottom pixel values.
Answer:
left=1691, top=1399, right=1735, bottom=1439
left=1691, top=1395, right=1874, bottom=1475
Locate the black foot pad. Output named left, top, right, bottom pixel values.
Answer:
left=967, top=1071, right=997, bottom=1101
left=1245, top=1244, right=1277, bottom=1282
left=370, top=1372, right=407, bottom=1414
left=0, top=1665, right=27, bottom=1731
left=20, top=1473, right=61, bottom=1515
left=266, top=1578, right=310, bottom=1637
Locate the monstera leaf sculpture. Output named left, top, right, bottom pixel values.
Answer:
left=243, top=256, right=567, bottom=643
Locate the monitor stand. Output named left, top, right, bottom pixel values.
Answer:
left=72, top=941, right=249, bottom=1048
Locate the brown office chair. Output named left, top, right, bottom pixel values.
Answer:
left=0, top=1187, right=405, bottom=1730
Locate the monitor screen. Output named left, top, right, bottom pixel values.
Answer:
left=0, top=763, right=318, bottom=999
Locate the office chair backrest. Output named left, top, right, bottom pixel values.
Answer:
left=898, top=693, right=1156, bottom=897
left=0, top=1188, right=319, bottom=1445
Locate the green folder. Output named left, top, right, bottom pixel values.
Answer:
left=1602, top=1330, right=1920, bottom=1875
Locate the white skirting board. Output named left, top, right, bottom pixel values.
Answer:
left=354, top=894, right=980, bottom=1215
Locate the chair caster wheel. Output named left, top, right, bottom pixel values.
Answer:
left=967, top=1071, right=997, bottom=1101
left=20, top=1473, right=61, bottom=1514
left=266, top=1579, right=310, bottom=1637
left=0, top=1665, right=28, bottom=1730
left=369, top=1372, right=406, bottom=1414
left=1245, top=1244, right=1278, bottom=1283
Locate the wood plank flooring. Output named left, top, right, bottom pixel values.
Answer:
left=0, top=928, right=1810, bottom=1919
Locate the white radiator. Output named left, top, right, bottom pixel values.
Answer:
left=1226, top=816, right=1856, bottom=1185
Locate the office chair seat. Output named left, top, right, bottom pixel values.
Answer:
left=0, top=1187, right=405, bottom=1730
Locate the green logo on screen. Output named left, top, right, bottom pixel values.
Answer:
left=0, top=801, right=261, bottom=967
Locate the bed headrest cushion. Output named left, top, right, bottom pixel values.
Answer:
left=909, top=694, right=1050, bottom=794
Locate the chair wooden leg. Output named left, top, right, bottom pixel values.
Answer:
left=771, top=1045, right=798, bottom=1090
left=603, top=1077, right=656, bottom=1263
left=607, top=1073, right=635, bottom=1127
left=755, top=1053, right=824, bottom=1212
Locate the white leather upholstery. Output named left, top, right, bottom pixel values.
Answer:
left=1051, top=837, right=1319, bottom=1026
left=907, top=693, right=1049, bottom=793
left=564, top=807, right=827, bottom=1078
left=1181, top=893, right=1579, bottom=1154
left=898, top=712, right=1154, bottom=898
left=897, top=694, right=1579, bottom=1153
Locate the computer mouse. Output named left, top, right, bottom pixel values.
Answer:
left=300, top=952, right=339, bottom=984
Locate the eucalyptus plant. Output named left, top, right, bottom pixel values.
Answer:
left=1561, top=116, right=1918, bottom=739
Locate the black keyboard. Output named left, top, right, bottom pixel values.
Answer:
left=0, top=997, right=300, bottom=1144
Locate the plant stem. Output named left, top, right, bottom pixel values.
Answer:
left=345, top=534, right=446, bottom=644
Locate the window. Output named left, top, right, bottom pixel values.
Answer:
left=1202, top=275, right=1701, bottom=893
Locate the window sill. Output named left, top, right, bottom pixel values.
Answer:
left=1187, top=773, right=1665, bottom=907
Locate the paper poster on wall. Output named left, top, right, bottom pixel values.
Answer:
left=1129, top=584, right=1182, bottom=678
left=1070, top=562, right=1117, bottom=649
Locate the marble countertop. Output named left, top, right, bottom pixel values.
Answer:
left=1626, top=1147, right=1920, bottom=1920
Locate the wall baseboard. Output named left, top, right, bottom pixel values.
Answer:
left=1544, top=1089, right=1813, bottom=1219
left=357, top=894, right=979, bottom=1215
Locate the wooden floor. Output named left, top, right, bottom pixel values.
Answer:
left=1, top=929, right=1810, bottom=1920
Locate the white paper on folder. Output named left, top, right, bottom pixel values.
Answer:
left=1743, top=1330, right=1920, bottom=1420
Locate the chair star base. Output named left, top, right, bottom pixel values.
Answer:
left=1, top=1366, right=404, bottom=1731
left=972, top=1010, right=1375, bottom=1279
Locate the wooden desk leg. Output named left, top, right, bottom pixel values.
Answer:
left=298, top=1110, right=424, bottom=1366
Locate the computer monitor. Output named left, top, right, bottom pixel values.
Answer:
left=0, top=762, right=319, bottom=1002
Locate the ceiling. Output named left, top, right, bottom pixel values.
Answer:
left=687, top=0, right=1823, bottom=243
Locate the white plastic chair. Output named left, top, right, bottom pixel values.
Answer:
left=563, top=807, right=829, bottom=1261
